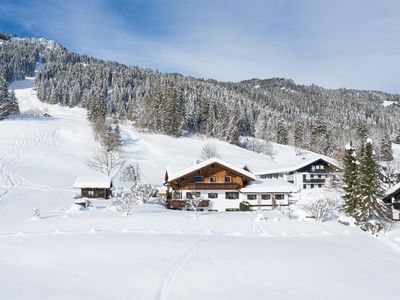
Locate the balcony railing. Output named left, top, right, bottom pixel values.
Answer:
left=166, top=199, right=210, bottom=209
left=186, top=182, right=240, bottom=190
left=303, top=178, right=326, bottom=183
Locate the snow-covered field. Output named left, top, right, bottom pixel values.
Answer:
left=0, top=72, right=400, bottom=299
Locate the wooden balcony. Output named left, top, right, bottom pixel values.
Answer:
left=166, top=199, right=210, bottom=209
left=186, top=182, right=240, bottom=190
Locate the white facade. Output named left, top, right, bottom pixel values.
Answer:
left=178, top=189, right=293, bottom=212
left=179, top=189, right=241, bottom=212
left=176, top=179, right=298, bottom=212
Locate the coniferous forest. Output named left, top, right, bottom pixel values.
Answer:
left=1, top=32, right=400, bottom=157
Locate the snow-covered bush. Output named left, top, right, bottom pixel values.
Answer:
left=112, top=183, right=157, bottom=215
left=112, top=193, right=139, bottom=216
left=239, top=201, right=250, bottom=211
left=32, top=208, right=40, bottom=219
left=131, top=182, right=156, bottom=204
left=304, top=197, right=339, bottom=222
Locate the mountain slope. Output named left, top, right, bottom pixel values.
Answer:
left=1, top=33, right=400, bottom=157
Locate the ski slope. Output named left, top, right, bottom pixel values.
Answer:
left=0, top=73, right=399, bottom=299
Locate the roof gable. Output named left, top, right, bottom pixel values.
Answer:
left=255, top=156, right=342, bottom=175
left=73, top=176, right=113, bottom=189
left=166, top=158, right=256, bottom=182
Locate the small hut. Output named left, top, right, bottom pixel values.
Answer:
left=73, top=176, right=113, bottom=199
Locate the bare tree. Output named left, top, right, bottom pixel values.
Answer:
left=85, top=148, right=126, bottom=176
left=199, top=143, right=221, bottom=160
left=304, top=197, right=339, bottom=222
left=120, top=162, right=141, bottom=183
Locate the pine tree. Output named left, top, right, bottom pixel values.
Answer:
left=342, top=142, right=359, bottom=214
left=294, top=120, right=305, bottom=148
left=0, top=67, right=19, bottom=119
left=87, top=91, right=107, bottom=121
left=311, top=117, right=331, bottom=155
left=276, top=118, right=288, bottom=145
left=380, top=132, right=393, bottom=161
left=355, top=139, right=390, bottom=232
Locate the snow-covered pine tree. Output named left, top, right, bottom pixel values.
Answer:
left=101, top=123, right=123, bottom=152
left=0, top=67, right=19, bottom=119
left=380, top=132, right=393, bottom=161
left=294, top=120, right=305, bottom=148
left=87, top=91, right=107, bottom=122
left=342, top=142, right=359, bottom=215
left=276, top=118, right=288, bottom=145
left=355, top=138, right=390, bottom=232
left=311, top=117, right=331, bottom=155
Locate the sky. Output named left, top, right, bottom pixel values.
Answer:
left=0, top=0, right=399, bottom=93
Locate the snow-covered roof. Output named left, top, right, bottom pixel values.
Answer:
left=73, top=176, right=113, bottom=189
left=254, top=156, right=342, bottom=175
left=166, top=158, right=256, bottom=182
left=384, top=182, right=400, bottom=198
left=240, top=179, right=299, bottom=193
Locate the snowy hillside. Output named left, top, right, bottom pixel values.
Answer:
left=0, top=72, right=400, bottom=299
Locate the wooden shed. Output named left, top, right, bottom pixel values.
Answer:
left=73, top=176, right=113, bottom=199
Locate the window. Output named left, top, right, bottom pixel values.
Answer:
left=275, top=194, right=284, bottom=200
left=88, top=190, right=94, bottom=197
left=303, top=184, right=307, bottom=189
left=261, top=194, right=271, bottom=200
left=225, top=192, right=239, bottom=199
left=186, top=192, right=200, bottom=199
left=311, top=184, right=314, bottom=189
left=193, top=176, right=204, bottom=183
left=311, top=174, right=314, bottom=179
left=247, top=194, right=257, bottom=200
left=318, top=184, right=322, bottom=188
left=318, top=174, right=322, bottom=179
left=303, top=174, right=306, bottom=180
left=208, top=193, right=218, bottom=199
left=224, top=176, right=232, bottom=183
left=210, top=176, right=216, bottom=183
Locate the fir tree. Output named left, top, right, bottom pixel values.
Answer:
left=342, top=142, right=359, bottom=214
left=380, top=132, right=393, bottom=161
left=0, top=67, right=19, bottom=119
left=276, top=118, right=288, bottom=145
left=355, top=139, right=390, bottom=232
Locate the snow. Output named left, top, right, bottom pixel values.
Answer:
left=383, top=100, right=397, bottom=107
left=385, top=182, right=400, bottom=198
left=73, top=176, right=112, bottom=189
left=240, top=179, right=298, bottom=193
left=166, top=158, right=255, bottom=182
left=0, top=66, right=400, bottom=299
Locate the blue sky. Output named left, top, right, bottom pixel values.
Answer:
left=1, top=0, right=399, bottom=93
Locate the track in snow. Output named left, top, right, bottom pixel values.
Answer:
left=158, top=236, right=216, bottom=300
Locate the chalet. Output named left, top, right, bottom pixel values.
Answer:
left=164, top=158, right=298, bottom=212
left=73, top=176, right=113, bottom=199
left=382, top=182, right=400, bottom=220
left=255, top=156, right=342, bottom=190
